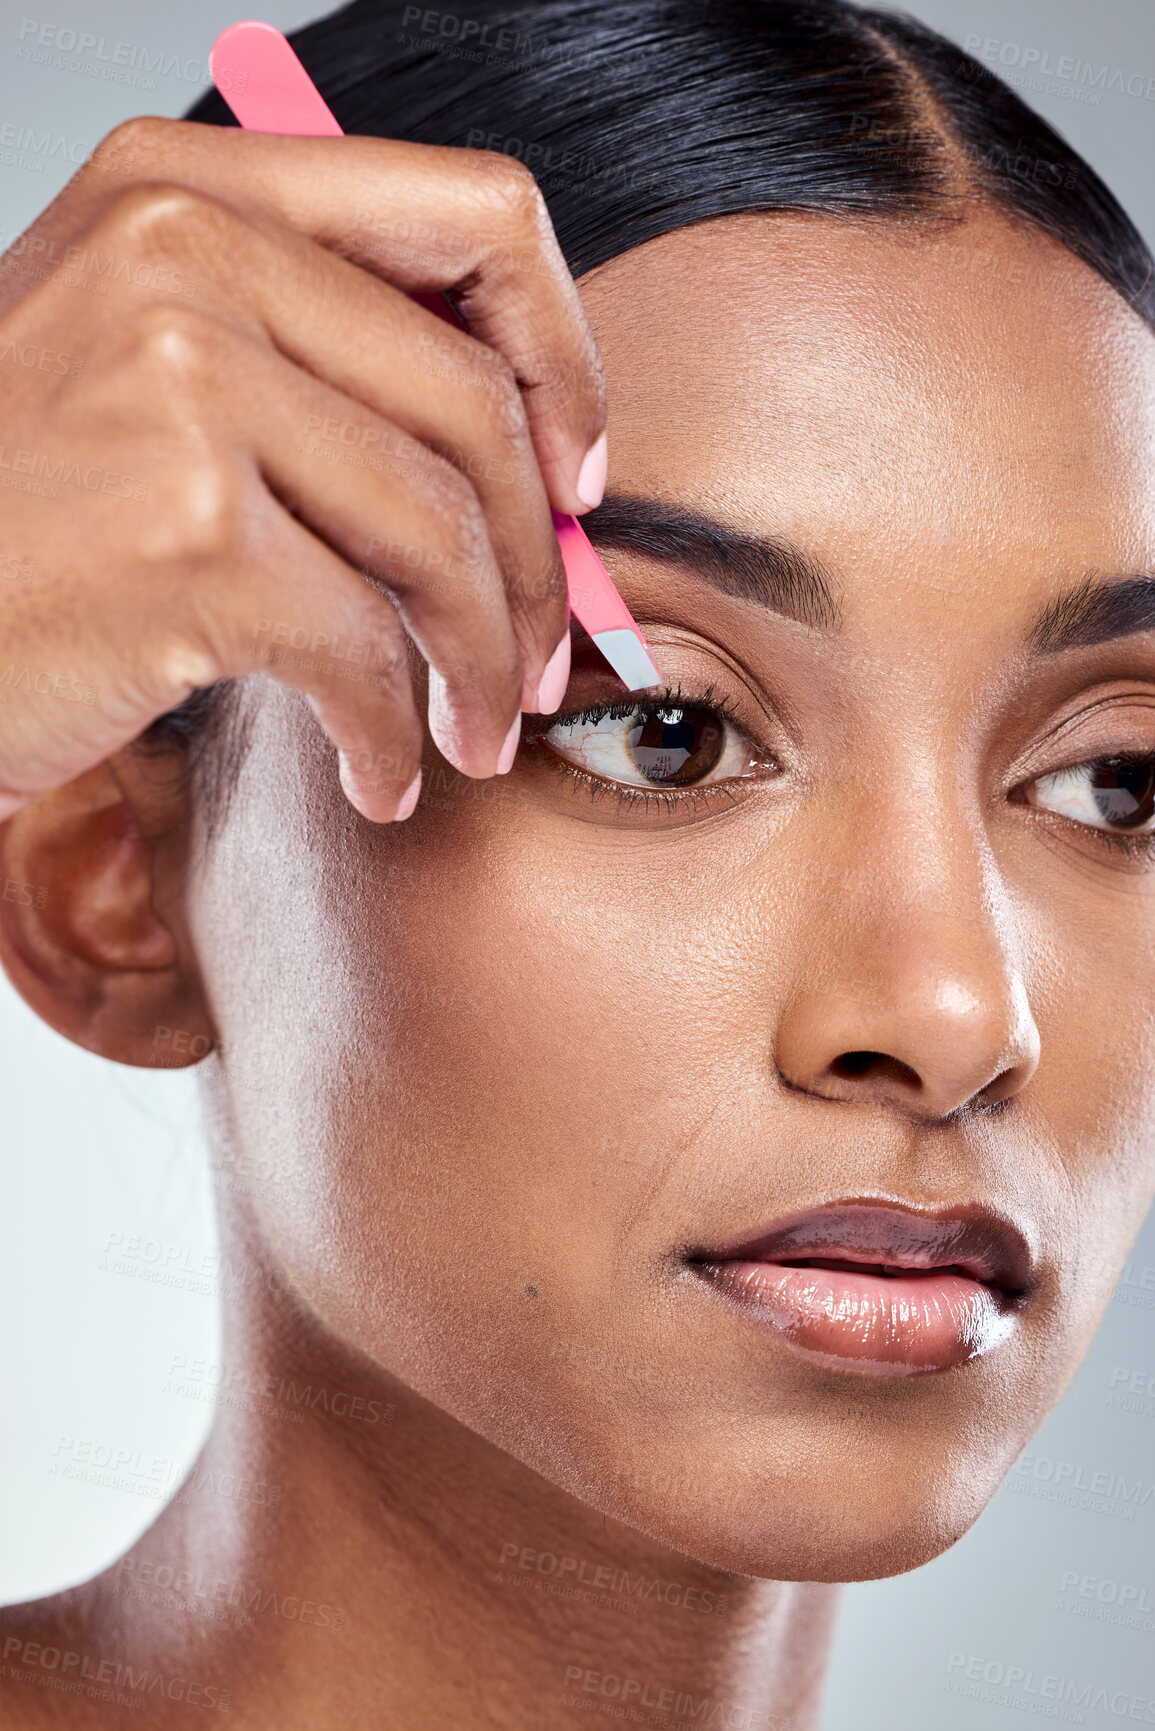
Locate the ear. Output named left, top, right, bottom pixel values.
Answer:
left=0, top=745, right=215, bottom=1068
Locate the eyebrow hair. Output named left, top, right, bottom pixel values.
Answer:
left=582, top=498, right=1155, bottom=655
left=1029, top=574, right=1155, bottom=653
left=581, top=490, right=841, bottom=630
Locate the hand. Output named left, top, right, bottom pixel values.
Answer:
left=0, top=118, right=607, bottom=821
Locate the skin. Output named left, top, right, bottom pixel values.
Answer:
left=2, top=203, right=1155, bottom=1728
left=0, top=119, right=609, bottom=822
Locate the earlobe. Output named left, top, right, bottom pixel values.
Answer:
left=0, top=753, right=216, bottom=1067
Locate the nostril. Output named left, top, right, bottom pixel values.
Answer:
left=830, top=1050, right=922, bottom=1089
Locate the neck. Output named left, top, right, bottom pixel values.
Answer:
left=95, top=1211, right=841, bottom=1730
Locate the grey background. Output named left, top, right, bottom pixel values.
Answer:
left=1, top=3, right=1153, bottom=1728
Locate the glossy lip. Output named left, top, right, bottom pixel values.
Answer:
left=686, top=1200, right=1034, bottom=1377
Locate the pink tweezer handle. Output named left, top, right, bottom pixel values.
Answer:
left=209, top=21, right=661, bottom=691
left=210, top=21, right=343, bottom=135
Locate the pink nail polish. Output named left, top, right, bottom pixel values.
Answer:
left=496, top=712, right=521, bottom=774
left=532, top=633, right=571, bottom=714
left=575, top=431, right=607, bottom=509
left=394, top=769, right=422, bottom=821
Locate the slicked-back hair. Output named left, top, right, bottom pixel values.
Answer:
left=188, top=0, right=1154, bottom=321
left=160, top=0, right=1154, bottom=830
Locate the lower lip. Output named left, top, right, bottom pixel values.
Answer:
left=697, top=1260, right=1016, bottom=1375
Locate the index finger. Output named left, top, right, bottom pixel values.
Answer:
left=72, top=119, right=607, bottom=513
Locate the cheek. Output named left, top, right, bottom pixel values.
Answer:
left=230, top=802, right=758, bottom=1405
left=1009, top=873, right=1155, bottom=1276
left=187, top=735, right=1155, bottom=1580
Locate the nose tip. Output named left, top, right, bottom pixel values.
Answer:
left=774, top=973, right=1040, bottom=1120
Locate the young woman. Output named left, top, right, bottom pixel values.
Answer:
left=1, top=1, right=1153, bottom=1725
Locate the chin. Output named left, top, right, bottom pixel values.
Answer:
left=592, top=1441, right=1008, bottom=1584
left=676, top=1501, right=986, bottom=1585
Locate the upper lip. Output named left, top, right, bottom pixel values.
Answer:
left=688, top=1199, right=1034, bottom=1296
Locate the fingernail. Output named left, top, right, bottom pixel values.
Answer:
left=575, top=431, right=607, bottom=509
left=530, top=632, right=570, bottom=714
left=496, top=712, right=521, bottom=774
left=393, top=768, right=422, bottom=821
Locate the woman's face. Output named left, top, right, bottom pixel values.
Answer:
left=190, top=207, right=1155, bottom=1581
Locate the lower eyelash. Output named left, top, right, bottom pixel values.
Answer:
left=1085, top=827, right=1155, bottom=862
left=534, top=748, right=748, bottom=815
left=543, top=751, right=744, bottom=810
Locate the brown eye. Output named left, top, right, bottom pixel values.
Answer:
left=1087, top=759, right=1155, bottom=828
left=542, top=698, right=759, bottom=792
left=1027, top=754, right=1155, bottom=832
left=627, top=705, right=724, bottom=785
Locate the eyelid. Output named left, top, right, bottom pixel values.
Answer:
left=1006, top=688, right=1155, bottom=788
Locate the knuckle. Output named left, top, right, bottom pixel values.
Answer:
left=476, top=153, right=548, bottom=227
left=419, top=454, right=488, bottom=544
left=444, top=480, right=491, bottom=567
left=349, top=594, right=406, bottom=668
left=476, top=355, right=528, bottom=441
left=120, top=300, right=223, bottom=390
left=151, top=455, right=252, bottom=569
left=520, top=342, right=604, bottom=418
left=102, top=181, right=230, bottom=259
left=89, top=115, right=172, bottom=177
left=142, top=632, right=227, bottom=702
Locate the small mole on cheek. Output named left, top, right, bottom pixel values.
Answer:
left=523, top=1285, right=539, bottom=1298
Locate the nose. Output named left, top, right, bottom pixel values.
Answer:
left=773, top=911, right=1041, bottom=1122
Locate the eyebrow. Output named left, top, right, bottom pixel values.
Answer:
left=583, top=493, right=1155, bottom=655
left=581, top=490, right=841, bottom=630
left=1029, top=574, right=1155, bottom=653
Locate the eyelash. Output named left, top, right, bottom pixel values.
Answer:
left=529, top=692, right=1155, bottom=864
left=1024, top=751, right=1155, bottom=864
left=527, top=682, right=765, bottom=816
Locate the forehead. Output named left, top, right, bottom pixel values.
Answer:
left=577, top=209, right=1155, bottom=591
